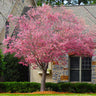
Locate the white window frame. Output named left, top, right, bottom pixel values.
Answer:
left=69, top=56, right=91, bottom=82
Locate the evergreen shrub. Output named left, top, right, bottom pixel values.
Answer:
left=58, top=82, right=96, bottom=93
left=0, top=82, right=96, bottom=93
left=4, top=53, right=29, bottom=82
left=0, top=82, right=40, bottom=93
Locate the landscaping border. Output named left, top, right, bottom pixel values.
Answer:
left=0, top=82, right=96, bottom=93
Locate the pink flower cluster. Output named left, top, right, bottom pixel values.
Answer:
left=3, top=5, right=96, bottom=69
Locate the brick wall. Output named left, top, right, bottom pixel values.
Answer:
left=92, top=49, right=96, bottom=84
left=52, top=54, right=69, bottom=83
left=52, top=53, right=96, bottom=83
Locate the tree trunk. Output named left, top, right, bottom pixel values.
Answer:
left=40, top=70, right=47, bottom=91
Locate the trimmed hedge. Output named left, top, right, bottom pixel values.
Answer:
left=0, top=82, right=40, bottom=93
left=45, top=82, right=59, bottom=91
left=0, top=82, right=96, bottom=93
left=58, top=82, right=96, bottom=93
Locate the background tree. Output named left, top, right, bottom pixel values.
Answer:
left=0, top=49, right=6, bottom=81
left=36, top=0, right=96, bottom=6
left=3, top=5, right=96, bottom=91
left=4, top=53, right=29, bottom=82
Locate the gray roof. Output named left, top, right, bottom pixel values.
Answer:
left=65, top=5, right=96, bottom=26
left=22, top=5, right=96, bottom=26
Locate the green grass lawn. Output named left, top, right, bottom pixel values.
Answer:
left=0, top=94, right=96, bottom=96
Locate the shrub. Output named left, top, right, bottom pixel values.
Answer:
left=58, top=82, right=72, bottom=92
left=0, top=82, right=6, bottom=92
left=0, top=82, right=96, bottom=93
left=4, top=53, right=29, bottom=82
left=0, top=49, right=6, bottom=81
left=73, top=83, right=93, bottom=93
left=58, top=82, right=96, bottom=93
left=0, top=82, right=40, bottom=93
left=45, top=82, right=59, bottom=91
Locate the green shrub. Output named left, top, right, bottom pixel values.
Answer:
left=0, top=82, right=6, bottom=92
left=4, top=53, right=29, bottom=82
left=73, top=83, right=94, bottom=93
left=58, top=82, right=96, bottom=93
left=0, top=82, right=96, bottom=93
left=46, top=82, right=59, bottom=91
left=0, top=49, right=6, bottom=78
left=0, top=82, right=40, bottom=93
left=58, top=82, right=72, bottom=92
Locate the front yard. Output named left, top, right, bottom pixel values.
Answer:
left=0, top=93, right=96, bottom=96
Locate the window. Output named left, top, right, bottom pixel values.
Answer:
left=70, top=56, right=91, bottom=82
left=5, top=21, right=9, bottom=39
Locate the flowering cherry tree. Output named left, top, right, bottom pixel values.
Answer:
left=3, top=5, right=96, bottom=91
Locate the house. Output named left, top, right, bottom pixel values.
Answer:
left=0, top=0, right=35, bottom=81
left=29, top=5, right=96, bottom=84
left=0, top=0, right=36, bottom=49
left=0, top=2, right=96, bottom=83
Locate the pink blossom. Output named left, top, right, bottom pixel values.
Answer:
left=3, top=4, right=96, bottom=78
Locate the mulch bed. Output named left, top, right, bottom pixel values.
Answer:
left=1, top=91, right=72, bottom=94
left=1, top=91, right=96, bottom=94
left=32, top=91, right=68, bottom=94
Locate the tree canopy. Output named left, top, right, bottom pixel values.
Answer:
left=3, top=5, right=96, bottom=91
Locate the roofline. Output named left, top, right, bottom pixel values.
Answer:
left=63, top=4, right=96, bottom=7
